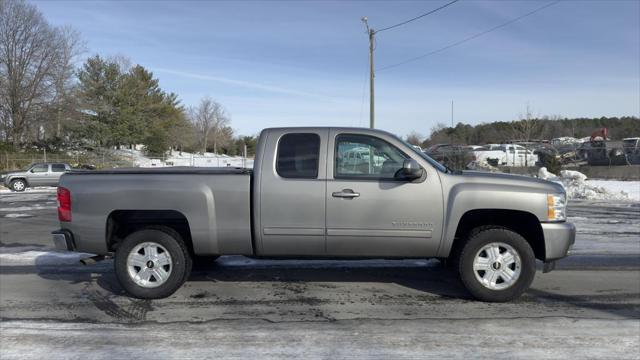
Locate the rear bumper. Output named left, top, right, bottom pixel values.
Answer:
left=542, top=222, right=576, bottom=261
left=52, top=229, right=76, bottom=251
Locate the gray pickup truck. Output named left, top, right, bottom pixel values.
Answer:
left=53, top=127, right=575, bottom=302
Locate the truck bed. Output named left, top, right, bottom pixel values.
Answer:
left=59, top=168, right=253, bottom=255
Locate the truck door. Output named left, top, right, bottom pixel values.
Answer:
left=48, top=163, right=67, bottom=186
left=256, top=129, right=328, bottom=256
left=27, top=164, right=50, bottom=186
left=325, top=130, right=444, bottom=257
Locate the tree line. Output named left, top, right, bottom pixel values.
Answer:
left=407, top=115, right=640, bottom=148
left=0, top=0, right=256, bottom=156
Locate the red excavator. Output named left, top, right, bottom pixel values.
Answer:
left=590, top=127, right=609, bottom=142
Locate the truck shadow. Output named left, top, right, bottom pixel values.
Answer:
left=188, top=260, right=470, bottom=299
left=29, top=255, right=639, bottom=320
left=31, top=256, right=470, bottom=299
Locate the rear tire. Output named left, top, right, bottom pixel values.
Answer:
left=458, top=226, right=536, bottom=302
left=10, top=179, right=26, bottom=192
left=115, top=226, right=192, bottom=299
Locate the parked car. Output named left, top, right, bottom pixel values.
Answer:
left=576, top=141, right=627, bottom=166
left=425, top=144, right=472, bottom=170
left=2, top=163, right=71, bottom=191
left=472, top=144, right=537, bottom=167
left=52, top=127, right=575, bottom=302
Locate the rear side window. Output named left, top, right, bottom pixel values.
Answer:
left=30, top=164, right=48, bottom=173
left=51, top=164, right=66, bottom=172
left=276, top=133, right=320, bottom=179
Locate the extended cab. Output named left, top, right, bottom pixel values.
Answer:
left=53, top=127, right=575, bottom=302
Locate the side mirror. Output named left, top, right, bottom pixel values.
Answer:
left=398, top=159, right=423, bottom=180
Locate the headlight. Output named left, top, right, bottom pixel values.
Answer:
left=547, top=193, right=567, bottom=222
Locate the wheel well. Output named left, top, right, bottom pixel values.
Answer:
left=10, top=177, right=27, bottom=184
left=106, top=210, right=194, bottom=254
left=451, top=209, right=545, bottom=261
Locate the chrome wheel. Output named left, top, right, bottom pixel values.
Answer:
left=473, top=242, right=521, bottom=291
left=126, top=242, right=173, bottom=288
left=12, top=180, right=25, bottom=191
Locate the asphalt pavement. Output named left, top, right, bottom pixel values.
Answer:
left=1, top=188, right=639, bottom=359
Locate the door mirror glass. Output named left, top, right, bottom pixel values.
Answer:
left=397, top=159, right=423, bottom=180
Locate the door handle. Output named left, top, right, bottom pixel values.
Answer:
left=332, top=189, right=360, bottom=198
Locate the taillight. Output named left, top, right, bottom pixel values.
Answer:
left=57, top=187, right=71, bottom=222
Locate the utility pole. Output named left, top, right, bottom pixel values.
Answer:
left=450, top=100, right=454, bottom=144
left=451, top=100, right=454, bottom=128
left=362, top=17, right=375, bottom=129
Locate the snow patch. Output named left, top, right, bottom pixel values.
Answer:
left=114, top=148, right=253, bottom=168
left=0, top=249, right=93, bottom=266
left=586, top=180, right=640, bottom=202
left=0, top=205, right=56, bottom=212
left=538, top=167, right=634, bottom=201
left=4, top=213, right=32, bottom=218
left=0, top=187, right=56, bottom=194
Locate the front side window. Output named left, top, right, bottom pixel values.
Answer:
left=30, top=164, right=48, bottom=173
left=51, top=164, right=66, bottom=172
left=335, top=134, right=407, bottom=180
left=276, top=133, right=320, bottom=179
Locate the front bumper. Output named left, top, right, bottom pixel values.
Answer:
left=52, top=229, right=75, bottom=251
left=541, top=222, right=576, bottom=261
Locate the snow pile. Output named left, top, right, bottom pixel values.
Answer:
left=551, top=137, right=586, bottom=146
left=559, top=169, right=587, bottom=182
left=538, top=167, right=559, bottom=181
left=538, top=167, right=631, bottom=201
left=587, top=180, right=640, bottom=202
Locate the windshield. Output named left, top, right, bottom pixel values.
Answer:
left=395, top=136, right=448, bottom=173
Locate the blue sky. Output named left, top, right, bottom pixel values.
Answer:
left=34, top=0, right=639, bottom=137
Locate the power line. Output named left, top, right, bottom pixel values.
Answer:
left=378, top=0, right=561, bottom=71
left=376, top=0, right=460, bottom=33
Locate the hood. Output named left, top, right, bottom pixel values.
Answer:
left=3, top=170, right=28, bottom=177
left=459, top=170, right=565, bottom=194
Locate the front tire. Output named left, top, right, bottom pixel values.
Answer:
left=10, top=179, right=26, bottom=192
left=115, top=227, right=192, bottom=299
left=458, top=226, right=536, bottom=302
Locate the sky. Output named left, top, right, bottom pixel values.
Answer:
left=33, top=0, right=640, bottom=137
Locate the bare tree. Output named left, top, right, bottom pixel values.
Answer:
left=51, top=26, right=85, bottom=138
left=0, top=0, right=83, bottom=144
left=511, top=104, right=544, bottom=167
left=405, top=131, right=424, bottom=147
left=511, top=104, right=543, bottom=142
left=189, top=97, right=230, bottom=154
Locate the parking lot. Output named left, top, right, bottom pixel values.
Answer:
left=1, top=188, right=639, bottom=359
